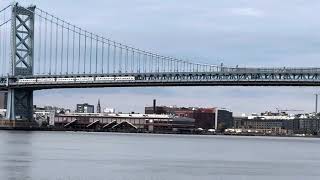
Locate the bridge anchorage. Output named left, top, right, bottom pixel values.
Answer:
left=1, top=4, right=320, bottom=126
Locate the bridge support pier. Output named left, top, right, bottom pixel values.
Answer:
left=6, top=89, right=33, bottom=121
left=1, top=4, right=36, bottom=127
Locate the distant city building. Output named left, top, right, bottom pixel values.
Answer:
left=233, top=112, right=320, bottom=135
left=234, top=118, right=285, bottom=129
left=103, top=107, right=115, bottom=113
left=0, top=92, right=7, bottom=109
left=145, top=106, right=172, bottom=114
left=145, top=104, right=233, bottom=131
left=34, top=105, right=71, bottom=114
left=97, top=99, right=101, bottom=113
left=294, top=118, right=320, bottom=134
left=76, top=103, right=94, bottom=113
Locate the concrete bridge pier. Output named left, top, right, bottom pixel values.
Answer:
left=6, top=89, right=33, bottom=121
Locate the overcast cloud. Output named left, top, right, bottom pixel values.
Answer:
left=1, top=0, right=320, bottom=115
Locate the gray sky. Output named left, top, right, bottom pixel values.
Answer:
left=2, top=0, right=320, bottom=115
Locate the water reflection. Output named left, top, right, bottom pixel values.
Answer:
left=0, top=131, right=33, bottom=180
left=0, top=131, right=320, bottom=180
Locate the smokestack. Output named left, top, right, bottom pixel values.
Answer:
left=153, top=99, right=156, bottom=114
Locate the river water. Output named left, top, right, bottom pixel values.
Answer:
left=0, top=131, right=320, bottom=180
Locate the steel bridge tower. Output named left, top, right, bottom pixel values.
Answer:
left=6, top=4, right=35, bottom=121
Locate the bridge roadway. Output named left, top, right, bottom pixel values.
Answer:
left=2, top=68, right=320, bottom=90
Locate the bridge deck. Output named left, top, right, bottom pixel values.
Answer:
left=2, top=70, right=320, bottom=90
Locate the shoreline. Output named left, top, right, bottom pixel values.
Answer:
left=0, top=126, right=319, bottom=138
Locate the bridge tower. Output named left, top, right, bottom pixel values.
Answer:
left=6, top=4, right=35, bottom=121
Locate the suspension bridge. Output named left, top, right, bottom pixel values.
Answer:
left=0, top=3, right=320, bottom=121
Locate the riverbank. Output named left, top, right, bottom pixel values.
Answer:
left=0, top=126, right=319, bottom=138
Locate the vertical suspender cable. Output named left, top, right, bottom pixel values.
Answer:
left=89, top=32, right=92, bottom=74
left=172, top=59, right=175, bottom=72
left=66, top=23, right=70, bottom=74
left=175, top=60, right=178, bottom=74
left=78, top=28, right=81, bottom=74
left=44, top=13, right=47, bottom=74
left=125, top=47, right=128, bottom=73
left=0, top=13, right=2, bottom=76
left=144, top=53, right=147, bottom=73
left=155, top=56, right=158, bottom=72
left=3, top=11, right=6, bottom=75
left=38, top=12, right=42, bottom=74
left=172, top=58, right=174, bottom=73
left=95, top=35, right=98, bottom=74
left=162, top=57, right=164, bottom=72
left=55, top=17, right=58, bottom=75
left=49, top=15, right=53, bottom=75
left=177, top=60, right=179, bottom=72
left=61, top=21, right=64, bottom=74
left=101, top=38, right=104, bottom=74
left=119, top=45, right=122, bottom=73
left=84, top=31, right=87, bottom=74
left=107, top=40, right=110, bottom=74
left=172, top=59, right=174, bottom=72
left=174, top=59, right=178, bottom=72
left=138, top=51, right=140, bottom=73
left=113, top=42, right=116, bottom=73
left=72, top=25, right=75, bottom=74
left=150, top=54, right=153, bottom=73
left=157, top=56, right=159, bottom=72
left=148, top=54, right=151, bottom=73
left=176, top=59, right=178, bottom=72
left=130, top=50, right=133, bottom=73
left=132, top=50, right=135, bottom=73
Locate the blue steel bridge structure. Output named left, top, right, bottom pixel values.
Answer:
left=0, top=3, right=320, bottom=121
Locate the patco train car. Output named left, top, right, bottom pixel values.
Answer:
left=115, top=76, right=135, bottom=81
left=56, top=78, right=74, bottom=82
left=95, top=77, right=115, bottom=81
left=76, top=77, right=94, bottom=82
left=16, top=76, right=136, bottom=84
left=17, top=78, right=37, bottom=83
left=37, top=78, right=55, bottom=83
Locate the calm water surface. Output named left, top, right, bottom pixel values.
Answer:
left=0, top=131, right=320, bottom=180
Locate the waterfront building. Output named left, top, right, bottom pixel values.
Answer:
left=145, top=105, right=233, bottom=131
left=296, top=119, right=320, bottom=134
left=76, top=103, right=94, bottom=113
left=145, top=106, right=174, bottom=115
left=53, top=113, right=195, bottom=133
left=233, top=112, right=320, bottom=135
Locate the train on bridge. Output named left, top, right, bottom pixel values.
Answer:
left=16, top=76, right=136, bottom=84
